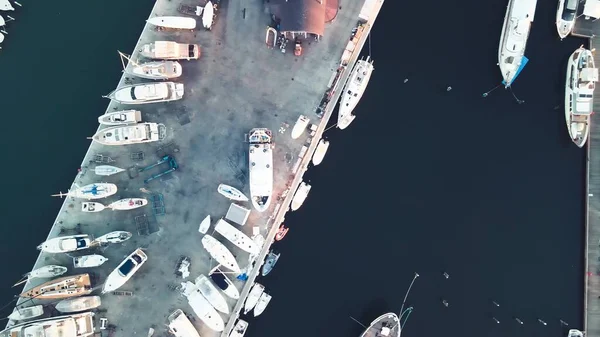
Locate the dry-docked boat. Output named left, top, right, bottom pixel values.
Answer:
left=73, top=254, right=108, bottom=268
left=209, top=265, right=240, bottom=299
left=194, top=275, right=230, bottom=314
left=201, top=235, right=241, bottom=273
left=20, top=274, right=92, bottom=300
left=253, top=292, right=272, bottom=317
left=108, top=198, right=148, bottom=210
left=132, top=60, right=182, bottom=80
left=91, top=123, right=166, bottom=146
left=291, top=115, right=309, bottom=139
left=167, top=309, right=201, bottom=337
left=556, top=0, right=578, bottom=39
left=359, top=313, right=401, bottom=337
left=214, top=219, right=259, bottom=254
left=180, top=282, right=225, bottom=331
left=94, top=165, right=126, bottom=176
left=7, top=305, right=44, bottom=321
left=102, top=248, right=147, bottom=293
left=140, top=41, right=200, bottom=60
left=81, top=202, right=105, bottom=212
left=37, top=234, right=92, bottom=254
left=199, top=215, right=211, bottom=234
left=202, top=2, right=214, bottom=29
left=13, top=265, right=68, bottom=287
left=93, top=231, right=132, bottom=244
left=229, top=320, right=248, bottom=337
left=0, top=312, right=96, bottom=337
left=566, top=47, right=598, bottom=147
left=311, top=139, right=329, bottom=166
left=104, top=82, right=184, bottom=104
left=291, top=181, right=311, bottom=211
left=248, top=128, right=273, bottom=212
left=338, top=56, right=374, bottom=129
left=52, top=183, right=117, bottom=199
left=261, top=251, right=280, bottom=276
left=498, top=0, right=537, bottom=87
left=98, top=110, right=142, bottom=126
left=217, top=184, right=249, bottom=201
left=243, top=283, right=265, bottom=314
left=55, top=296, right=101, bottom=313
left=147, top=16, right=196, bottom=29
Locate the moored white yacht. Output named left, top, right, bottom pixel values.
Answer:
left=193, top=275, right=230, bottom=314
left=102, top=248, right=148, bottom=293
left=209, top=265, right=240, bottom=299
left=13, top=265, right=68, bottom=287
left=201, top=235, right=241, bottom=273
left=199, top=215, right=211, bottom=234
left=214, top=219, right=259, bottom=254
left=147, top=16, right=197, bottom=30
left=291, top=115, right=309, bottom=139
left=20, top=274, right=92, bottom=300
left=98, top=110, right=142, bottom=126
left=52, top=183, right=118, bottom=200
left=566, top=47, right=598, bottom=147
left=94, top=165, right=126, bottom=176
left=104, top=82, right=184, bottom=104
left=0, top=312, right=96, bottom=337
left=243, top=283, right=265, bottom=314
left=556, top=0, right=578, bottom=40
left=91, top=123, right=166, bottom=146
left=253, top=292, right=272, bottom=317
left=291, top=181, right=311, bottom=211
left=498, top=0, right=537, bottom=87
left=248, top=128, right=273, bottom=212
left=311, top=139, right=329, bottom=166
left=359, top=313, right=401, bottom=337
left=55, top=296, right=102, bottom=313
left=338, top=56, right=374, bottom=130
left=37, top=234, right=92, bottom=254
left=167, top=309, right=201, bottom=337
left=108, top=198, right=148, bottom=210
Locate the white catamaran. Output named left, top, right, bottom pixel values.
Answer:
left=104, top=82, right=184, bottom=104
left=98, top=110, right=142, bottom=126
left=91, top=123, right=166, bottom=146
left=248, top=128, right=273, bottom=212
left=338, top=56, right=374, bottom=130
left=556, top=0, right=578, bottom=40
left=565, top=47, right=598, bottom=147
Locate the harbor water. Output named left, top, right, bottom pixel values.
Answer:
left=0, top=0, right=586, bottom=337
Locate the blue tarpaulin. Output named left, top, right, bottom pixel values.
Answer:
left=502, top=56, right=529, bottom=87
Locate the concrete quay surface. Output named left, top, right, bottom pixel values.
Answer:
left=10, top=0, right=382, bottom=337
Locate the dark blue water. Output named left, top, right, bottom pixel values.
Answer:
left=0, top=0, right=586, bottom=336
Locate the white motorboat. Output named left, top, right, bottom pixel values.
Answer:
left=52, top=183, right=118, bottom=200
left=209, top=265, right=240, bottom=299
left=291, top=181, right=311, bottom=211
left=37, top=234, right=92, bottom=254
left=140, top=41, right=200, bottom=60
left=167, top=309, right=201, bottom=337
left=181, top=283, right=224, bottom=331
left=358, top=313, right=401, bottom=337
left=55, top=296, right=101, bottom=313
left=0, top=0, right=13, bottom=11
left=104, top=82, right=184, bottom=104
left=556, top=0, right=578, bottom=39
left=217, top=184, right=249, bottom=201
left=214, top=219, right=259, bottom=254
left=93, top=231, right=133, bottom=244
left=73, top=254, right=108, bottom=268
left=91, top=123, right=166, bottom=146
left=194, top=275, right=230, bottom=314
left=202, top=2, right=214, bottom=29
left=229, top=320, right=248, bottom=337
left=261, top=251, right=280, bottom=276
left=566, top=47, right=598, bottom=147
left=20, top=274, right=92, bottom=300
left=7, top=305, right=44, bottom=321
left=311, top=139, right=329, bottom=166
left=199, top=215, right=211, bottom=234
left=201, top=235, right=241, bottom=273
left=132, top=60, right=182, bottom=80
left=94, top=165, right=126, bottom=176
left=102, top=248, right=148, bottom=293
left=148, top=16, right=197, bottom=30
left=108, top=198, right=148, bottom=210
left=13, top=265, right=68, bottom=287
left=498, top=0, right=537, bottom=87
left=338, top=56, right=374, bottom=129
left=253, top=292, right=272, bottom=317
left=243, top=283, right=265, bottom=314
left=98, top=110, right=142, bottom=126
left=291, top=114, right=309, bottom=139
left=568, top=330, right=584, bottom=337
left=248, top=128, right=273, bottom=212
left=0, top=312, right=96, bottom=337
left=81, top=202, right=105, bottom=212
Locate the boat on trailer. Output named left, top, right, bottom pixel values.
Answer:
left=214, top=219, right=259, bottom=254
left=73, top=254, right=108, bottom=268
left=37, top=234, right=92, bottom=254
left=565, top=46, right=597, bottom=147
left=104, top=82, right=184, bottom=104
left=253, top=292, right=272, bottom=317
left=20, top=274, right=92, bottom=300
left=98, top=110, right=142, bottom=126
left=556, top=0, right=578, bottom=40
left=108, top=198, right=148, bottom=210
left=201, top=234, right=241, bottom=273
left=7, top=305, right=44, bottom=321
left=91, top=123, right=166, bottom=146
left=217, top=184, right=249, bottom=201
left=55, top=296, right=101, bottom=313
left=229, top=320, right=248, bottom=337
left=93, top=231, right=132, bottom=244
left=147, top=16, right=197, bottom=30
left=81, top=202, right=105, bottom=212
left=94, top=165, right=126, bottom=176
left=243, top=283, right=265, bottom=314
left=209, top=265, right=240, bottom=299
left=52, top=183, right=117, bottom=200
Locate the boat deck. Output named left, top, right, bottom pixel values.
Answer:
left=12, top=0, right=377, bottom=336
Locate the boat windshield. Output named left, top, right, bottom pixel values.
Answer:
left=562, top=0, right=577, bottom=20
left=77, top=238, right=88, bottom=248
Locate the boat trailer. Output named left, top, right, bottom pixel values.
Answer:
left=138, top=155, right=178, bottom=184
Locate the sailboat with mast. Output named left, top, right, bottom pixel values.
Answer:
left=118, top=51, right=182, bottom=80
left=337, top=56, right=374, bottom=130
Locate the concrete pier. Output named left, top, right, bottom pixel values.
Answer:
left=9, top=0, right=383, bottom=336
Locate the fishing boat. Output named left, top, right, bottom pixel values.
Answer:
left=217, top=184, right=249, bottom=201
left=202, top=1, right=214, bottom=29
left=55, top=296, right=101, bottom=313
left=52, top=183, right=117, bottom=200
left=253, top=292, right=272, bottom=317
left=568, top=330, right=584, bottom=337
left=311, top=139, right=329, bottom=166
left=201, top=235, right=241, bottom=273
left=7, top=305, right=44, bottom=321
left=0, top=0, right=13, bottom=11
left=93, top=231, right=133, bottom=244
left=91, top=123, right=167, bottom=146
left=338, top=56, right=374, bottom=129
left=37, top=234, right=92, bottom=254
left=94, top=165, right=126, bottom=176
left=167, top=309, right=201, bottom=337
left=81, top=202, right=105, bottom=212
left=140, top=41, right=200, bottom=60
left=566, top=47, right=598, bottom=147
left=291, top=181, right=311, bottom=211
left=148, top=16, right=197, bottom=29
left=103, top=82, right=184, bottom=104
left=275, top=225, right=288, bottom=241
left=291, top=115, right=309, bottom=139
left=262, top=251, right=280, bottom=276
left=13, top=265, right=68, bottom=287
left=359, top=313, right=401, bottom=337
left=243, top=283, right=265, bottom=314
left=102, top=248, right=148, bottom=293
left=229, top=320, right=248, bottom=337
left=556, top=0, right=578, bottom=39
left=214, top=219, right=259, bottom=254
left=194, top=275, right=230, bottom=314
left=108, top=198, right=148, bottom=210
left=0, top=312, right=96, bottom=337
left=498, top=0, right=537, bottom=87
left=209, top=265, right=240, bottom=299
left=199, top=215, right=211, bottom=234
left=180, top=283, right=224, bottom=331
left=20, top=274, right=92, bottom=300
left=98, top=110, right=142, bottom=126
left=248, top=128, right=273, bottom=212
left=73, top=254, right=108, bottom=268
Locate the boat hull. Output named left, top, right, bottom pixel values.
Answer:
left=229, top=320, right=248, bottom=337
left=38, top=234, right=92, bottom=254
left=8, top=305, right=44, bottom=321
left=199, top=215, right=211, bottom=233
left=167, top=309, right=201, bottom=337
left=92, top=123, right=166, bottom=146
left=338, top=57, right=374, bottom=127
left=556, top=0, right=577, bottom=39
left=28, top=265, right=68, bottom=279
left=20, top=274, right=92, bottom=300
left=209, top=266, right=240, bottom=299
left=311, top=139, right=329, bottom=166
left=94, top=231, right=133, bottom=244
left=55, top=296, right=102, bottom=313
left=291, top=115, right=309, bottom=139
left=102, top=248, right=147, bottom=293
left=261, top=252, right=280, bottom=276
left=565, top=47, right=595, bottom=147
left=0, top=313, right=96, bottom=337
left=203, top=2, right=214, bottom=29
left=243, top=283, right=265, bottom=314
left=148, top=16, right=197, bottom=29
left=253, top=292, right=272, bottom=317
left=81, top=202, right=105, bottom=212
left=94, top=165, right=126, bottom=176
left=201, top=235, right=241, bottom=273
left=214, top=219, right=259, bottom=254
left=291, top=182, right=311, bottom=211
left=108, top=198, right=148, bottom=210
left=217, top=184, right=249, bottom=201
left=106, top=83, right=184, bottom=104
left=195, top=275, right=230, bottom=314
left=98, top=110, right=142, bottom=126
left=130, top=61, right=182, bottom=80
left=248, top=128, right=274, bottom=213
left=359, top=313, right=401, bottom=337
left=73, top=254, right=108, bottom=268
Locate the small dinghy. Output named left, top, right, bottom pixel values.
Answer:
left=93, top=231, right=133, bottom=244
left=108, top=198, right=148, bottom=210
left=201, top=235, right=241, bottom=273
left=253, top=292, right=272, bottom=317
left=52, top=183, right=117, bottom=200
left=291, top=115, right=309, bottom=139
left=73, top=254, right=108, bottom=268
left=38, top=234, right=92, bottom=254
left=94, top=165, right=126, bottom=176
left=262, top=251, right=280, bottom=276
left=229, top=320, right=248, bottom=337
left=291, top=181, right=311, bottom=211
left=55, top=296, right=101, bottom=313
left=195, top=275, right=230, bottom=314
left=199, top=215, right=211, bottom=234
left=209, top=265, right=240, bottom=299
left=311, top=139, right=329, bottom=166
left=275, top=224, right=288, bottom=241
left=202, top=1, right=214, bottom=29
left=98, top=110, right=142, bottom=126
left=81, top=202, right=105, bottom=213
left=147, top=16, right=197, bottom=30
left=217, top=184, right=249, bottom=201
left=243, top=283, right=265, bottom=314
left=7, top=305, right=44, bottom=321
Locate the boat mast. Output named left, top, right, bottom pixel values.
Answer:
left=398, top=272, right=419, bottom=336
left=118, top=50, right=140, bottom=71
